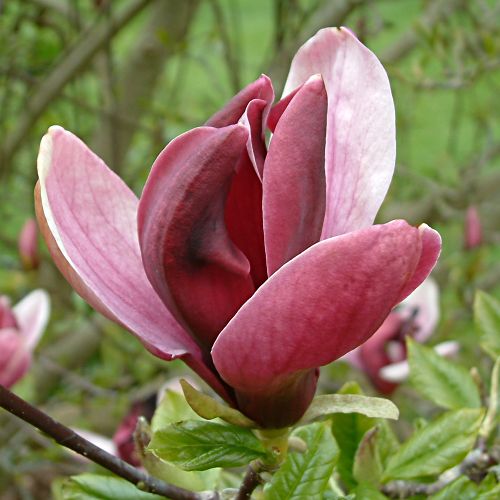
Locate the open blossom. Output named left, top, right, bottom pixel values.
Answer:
left=343, top=278, right=457, bottom=394
left=0, top=290, right=50, bottom=388
left=35, top=27, right=441, bottom=428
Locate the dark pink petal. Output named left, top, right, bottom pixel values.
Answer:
left=283, top=27, right=396, bottom=239
left=396, top=224, right=441, bottom=302
left=36, top=127, right=231, bottom=401
left=138, top=125, right=254, bottom=350
left=225, top=152, right=267, bottom=287
left=205, top=74, right=274, bottom=128
left=267, top=84, right=302, bottom=133
left=0, top=297, right=17, bottom=329
left=263, top=75, right=327, bottom=275
left=0, top=329, right=31, bottom=388
left=212, top=220, right=439, bottom=427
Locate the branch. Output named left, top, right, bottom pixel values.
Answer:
left=380, top=0, right=464, bottom=64
left=0, top=0, right=154, bottom=171
left=0, top=385, right=218, bottom=500
left=236, top=460, right=264, bottom=500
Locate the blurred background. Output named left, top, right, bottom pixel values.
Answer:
left=0, top=0, right=499, bottom=498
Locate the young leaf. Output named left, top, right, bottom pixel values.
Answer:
left=382, top=408, right=485, bottom=482
left=474, top=290, right=500, bottom=358
left=299, top=394, right=399, bottom=424
left=352, top=483, right=388, bottom=499
left=148, top=420, right=269, bottom=471
left=56, top=474, right=163, bottom=500
left=408, top=339, right=480, bottom=409
left=429, top=476, right=478, bottom=500
left=330, top=382, right=376, bottom=489
left=180, top=379, right=256, bottom=428
left=151, top=388, right=200, bottom=433
left=480, top=357, right=500, bottom=438
left=264, top=422, right=339, bottom=499
left=352, top=427, right=383, bottom=486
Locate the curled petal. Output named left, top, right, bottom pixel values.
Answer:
left=283, top=27, right=396, bottom=238
left=13, top=289, right=50, bottom=351
left=212, top=220, right=440, bottom=426
left=263, top=75, right=327, bottom=274
left=35, top=127, right=231, bottom=399
left=138, top=125, right=253, bottom=350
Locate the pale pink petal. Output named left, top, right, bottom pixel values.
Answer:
left=283, top=27, right=396, bottom=239
left=13, top=289, right=50, bottom=351
left=36, top=127, right=225, bottom=393
left=263, top=75, right=327, bottom=275
left=212, top=220, right=439, bottom=425
left=398, top=277, right=439, bottom=343
left=138, top=125, right=253, bottom=350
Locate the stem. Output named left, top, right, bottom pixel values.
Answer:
left=236, top=460, right=264, bottom=500
left=0, top=385, right=218, bottom=500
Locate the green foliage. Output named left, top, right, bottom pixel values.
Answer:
left=382, top=408, right=485, bottom=481
left=407, top=339, right=481, bottom=409
left=54, top=474, right=163, bottom=500
left=180, top=379, right=256, bottom=427
left=148, top=420, right=270, bottom=471
left=264, top=423, right=339, bottom=500
left=299, top=394, right=399, bottom=424
left=430, top=474, right=500, bottom=499
left=475, top=291, right=500, bottom=358
left=330, top=383, right=377, bottom=489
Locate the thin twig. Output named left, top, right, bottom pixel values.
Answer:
left=236, top=460, right=264, bottom=500
left=0, top=385, right=218, bottom=500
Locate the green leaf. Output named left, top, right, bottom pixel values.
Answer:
left=352, top=427, right=383, bottom=486
left=430, top=476, right=478, bottom=500
left=330, top=382, right=376, bottom=489
left=382, top=408, right=485, bottom=482
left=299, top=394, right=399, bottom=424
left=151, top=388, right=200, bottom=433
left=264, top=422, right=339, bottom=499
left=475, top=290, right=500, bottom=358
left=56, top=474, right=163, bottom=500
left=376, top=420, right=400, bottom=469
left=148, top=420, right=268, bottom=471
left=352, top=483, right=388, bottom=499
left=480, top=357, right=500, bottom=438
left=180, top=379, right=256, bottom=428
left=408, top=339, right=481, bottom=409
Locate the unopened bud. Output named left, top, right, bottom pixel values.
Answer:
left=18, top=218, right=39, bottom=270
left=464, top=206, right=482, bottom=250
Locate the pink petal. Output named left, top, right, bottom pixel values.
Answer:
left=0, top=297, right=17, bottom=329
left=0, top=329, right=31, bottom=388
left=263, top=75, right=327, bottom=275
left=205, top=74, right=274, bottom=129
left=267, top=84, right=302, bottom=133
left=283, top=27, right=396, bottom=239
left=396, top=224, right=441, bottom=302
left=212, top=220, right=439, bottom=426
left=138, top=125, right=254, bottom=350
left=13, top=289, right=50, bottom=351
left=36, top=127, right=230, bottom=399
left=399, top=277, right=439, bottom=343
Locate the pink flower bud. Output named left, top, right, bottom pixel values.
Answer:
left=18, top=218, right=39, bottom=270
left=464, top=206, right=482, bottom=250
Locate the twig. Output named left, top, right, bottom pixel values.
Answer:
left=0, top=385, right=218, bottom=500
left=236, top=460, right=264, bottom=500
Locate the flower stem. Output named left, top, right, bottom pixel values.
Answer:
left=0, top=384, right=218, bottom=500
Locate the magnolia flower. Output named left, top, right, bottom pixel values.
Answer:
left=35, top=27, right=440, bottom=428
left=464, top=205, right=482, bottom=250
left=344, top=278, right=457, bottom=394
left=0, top=290, right=50, bottom=388
left=18, top=218, right=39, bottom=270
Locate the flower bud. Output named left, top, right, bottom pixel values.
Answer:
left=18, top=218, right=39, bottom=270
left=464, top=206, right=482, bottom=250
